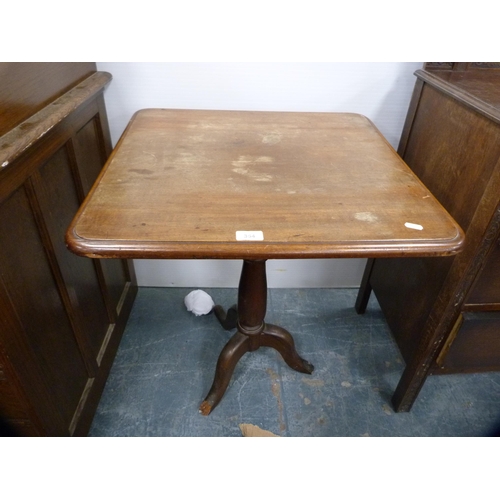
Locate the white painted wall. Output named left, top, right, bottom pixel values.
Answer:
left=95, top=62, right=422, bottom=288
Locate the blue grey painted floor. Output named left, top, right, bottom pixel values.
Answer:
left=89, top=287, right=500, bottom=437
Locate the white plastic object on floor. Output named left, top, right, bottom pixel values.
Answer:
left=184, top=289, right=215, bottom=316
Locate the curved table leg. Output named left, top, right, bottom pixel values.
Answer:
left=260, top=323, right=314, bottom=374
left=199, top=331, right=251, bottom=415
left=213, top=304, right=238, bottom=330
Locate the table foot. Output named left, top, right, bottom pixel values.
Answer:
left=260, top=323, right=314, bottom=374
left=199, top=331, right=250, bottom=415
left=213, top=304, right=238, bottom=330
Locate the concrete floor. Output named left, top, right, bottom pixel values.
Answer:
left=88, top=287, right=500, bottom=437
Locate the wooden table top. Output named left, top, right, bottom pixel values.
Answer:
left=66, top=109, right=464, bottom=259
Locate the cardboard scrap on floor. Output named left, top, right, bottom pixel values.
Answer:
left=239, top=423, right=279, bottom=437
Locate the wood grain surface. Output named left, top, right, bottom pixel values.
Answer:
left=67, top=109, right=464, bottom=259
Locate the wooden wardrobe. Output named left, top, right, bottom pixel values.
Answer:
left=0, top=63, right=137, bottom=436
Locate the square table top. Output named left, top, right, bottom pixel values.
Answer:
left=66, top=109, right=464, bottom=260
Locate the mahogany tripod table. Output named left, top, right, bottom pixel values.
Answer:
left=66, top=109, right=464, bottom=415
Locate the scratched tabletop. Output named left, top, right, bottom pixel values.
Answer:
left=67, top=109, right=464, bottom=260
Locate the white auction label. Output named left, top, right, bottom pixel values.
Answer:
left=236, top=231, right=264, bottom=241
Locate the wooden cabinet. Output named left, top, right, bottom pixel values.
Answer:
left=356, top=63, right=500, bottom=411
left=0, top=63, right=137, bottom=436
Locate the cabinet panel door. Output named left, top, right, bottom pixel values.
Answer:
left=465, top=238, right=500, bottom=308
left=0, top=186, right=88, bottom=426
left=439, top=312, right=500, bottom=372
left=35, top=146, right=110, bottom=359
